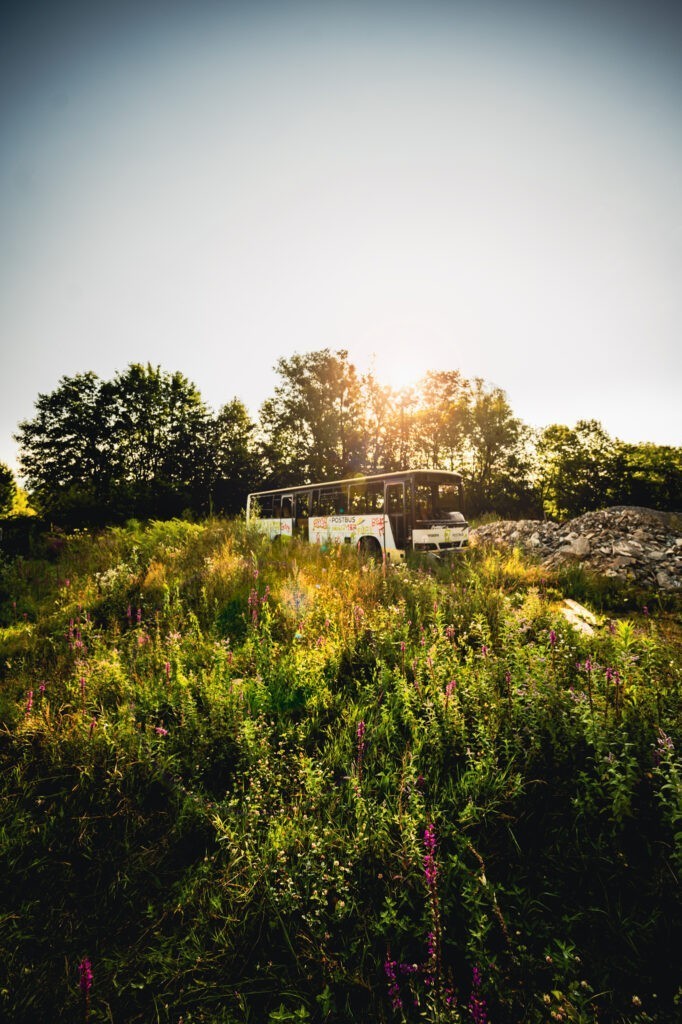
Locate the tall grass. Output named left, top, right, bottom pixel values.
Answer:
left=0, top=520, right=680, bottom=1023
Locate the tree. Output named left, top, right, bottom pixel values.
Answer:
left=15, top=372, right=114, bottom=520
left=210, top=399, right=262, bottom=515
left=463, top=379, right=532, bottom=517
left=0, top=462, right=16, bottom=517
left=535, top=420, right=620, bottom=520
left=107, top=364, right=213, bottom=517
left=15, top=365, right=213, bottom=523
left=412, top=370, right=470, bottom=471
left=610, top=442, right=682, bottom=511
left=259, top=350, right=365, bottom=484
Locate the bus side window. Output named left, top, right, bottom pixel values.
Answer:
left=273, top=496, right=282, bottom=519
left=349, top=485, right=365, bottom=513
left=387, top=485, right=403, bottom=513
left=281, top=497, right=292, bottom=518
left=317, top=489, right=334, bottom=515
left=296, top=492, right=310, bottom=518
left=367, top=483, right=384, bottom=512
left=257, top=496, right=273, bottom=518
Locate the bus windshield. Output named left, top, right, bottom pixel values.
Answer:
left=415, top=481, right=463, bottom=520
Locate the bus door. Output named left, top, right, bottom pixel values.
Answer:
left=386, top=482, right=406, bottom=550
left=280, top=494, right=294, bottom=537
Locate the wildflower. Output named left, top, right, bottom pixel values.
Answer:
left=468, top=965, right=488, bottom=1024
left=155, top=726, right=169, bottom=737
left=88, top=719, right=97, bottom=739
left=39, top=682, right=46, bottom=694
left=445, top=624, right=455, bottom=641
left=481, top=644, right=489, bottom=658
left=384, top=954, right=403, bottom=1012
left=653, top=728, right=674, bottom=765
left=80, top=677, right=86, bottom=702
left=165, top=661, right=171, bottom=681
left=136, top=607, right=142, bottom=624
left=25, top=690, right=33, bottom=713
left=445, top=679, right=456, bottom=705
left=423, top=824, right=438, bottom=889
left=79, top=957, right=93, bottom=993
left=549, top=629, right=557, bottom=646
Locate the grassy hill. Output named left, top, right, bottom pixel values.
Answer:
left=0, top=519, right=680, bottom=1023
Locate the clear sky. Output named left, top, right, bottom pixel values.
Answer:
left=1, top=0, right=681, bottom=473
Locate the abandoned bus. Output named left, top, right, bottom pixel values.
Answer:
left=246, top=470, right=468, bottom=562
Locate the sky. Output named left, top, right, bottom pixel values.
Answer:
left=1, top=0, right=681, bottom=475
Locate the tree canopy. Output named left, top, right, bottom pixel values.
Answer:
left=0, top=462, right=16, bottom=518
left=12, top=353, right=681, bottom=525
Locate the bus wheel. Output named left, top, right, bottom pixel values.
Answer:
left=358, top=536, right=382, bottom=560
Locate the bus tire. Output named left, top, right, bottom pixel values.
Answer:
left=358, top=536, right=382, bottom=560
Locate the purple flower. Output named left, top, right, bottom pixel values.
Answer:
left=25, top=690, right=33, bottom=713
left=164, top=661, right=171, bottom=681
left=469, top=965, right=488, bottom=1024
left=155, top=726, right=169, bottom=737
left=481, top=645, right=489, bottom=658
left=39, top=682, right=46, bottom=694
left=79, top=957, right=93, bottom=993
left=549, top=629, right=557, bottom=647
left=384, top=954, right=403, bottom=1012
left=423, top=824, right=438, bottom=889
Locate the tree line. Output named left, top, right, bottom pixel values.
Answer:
left=2, top=352, right=680, bottom=525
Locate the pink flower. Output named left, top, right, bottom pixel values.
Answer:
left=25, top=690, right=33, bottom=713
left=155, top=726, right=169, bottom=737
left=78, top=957, right=93, bottom=993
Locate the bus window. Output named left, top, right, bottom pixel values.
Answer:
left=366, top=482, right=384, bottom=513
left=281, top=496, right=293, bottom=518
left=349, top=484, right=366, bottom=513
left=386, top=484, right=404, bottom=513
left=296, top=492, right=311, bottom=518
left=415, top=484, right=433, bottom=521
left=317, top=489, right=347, bottom=514
left=435, top=483, right=461, bottom=516
left=256, top=495, right=273, bottom=517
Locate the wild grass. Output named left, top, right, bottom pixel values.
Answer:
left=0, top=519, right=680, bottom=1023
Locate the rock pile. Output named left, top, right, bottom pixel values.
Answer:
left=470, top=507, right=682, bottom=591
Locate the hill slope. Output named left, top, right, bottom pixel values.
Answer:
left=1, top=519, right=680, bottom=1023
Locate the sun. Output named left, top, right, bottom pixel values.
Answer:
left=363, top=349, right=420, bottom=394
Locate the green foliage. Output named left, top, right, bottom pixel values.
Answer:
left=537, top=421, right=682, bottom=521
left=14, top=365, right=215, bottom=524
left=1, top=517, right=680, bottom=1022
left=0, top=461, right=17, bottom=517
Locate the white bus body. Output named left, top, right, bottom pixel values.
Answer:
left=246, top=470, right=468, bottom=562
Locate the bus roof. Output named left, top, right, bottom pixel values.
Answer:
left=248, top=469, right=463, bottom=497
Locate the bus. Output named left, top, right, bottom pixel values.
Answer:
left=246, top=469, right=468, bottom=562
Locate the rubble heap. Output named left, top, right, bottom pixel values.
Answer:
left=470, top=506, right=682, bottom=591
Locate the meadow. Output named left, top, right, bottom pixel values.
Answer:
left=0, top=519, right=680, bottom=1023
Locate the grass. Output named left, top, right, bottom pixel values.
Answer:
left=0, top=519, right=680, bottom=1023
